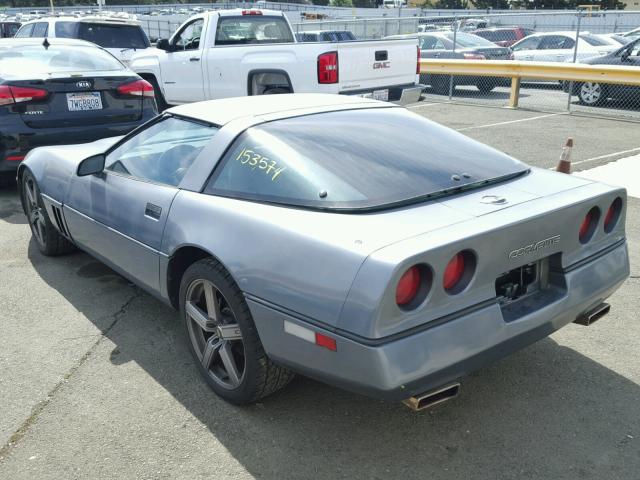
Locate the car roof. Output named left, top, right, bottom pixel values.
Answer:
left=0, top=37, right=98, bottom=48
left=20, top=15, right=141, bottom=26
left=168, top=94, right=386, bottom=126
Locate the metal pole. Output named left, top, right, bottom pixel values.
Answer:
left=566, top=10, right=582, bottom=113
left=449, top=14, right=457, bottom=101
left=49, top=0, right=54, bottom=14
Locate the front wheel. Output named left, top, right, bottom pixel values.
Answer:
left=179, top=258, right=294, bottom=404
left=21, top=170, right=75, bottom=256
left=578, top=82, right=606, bottom=106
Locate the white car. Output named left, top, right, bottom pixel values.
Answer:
left=14, top=15, right=150, bottom=65
left=130, top=9, right=423, bottom=109
left=511, top=32, right=617, bottom=63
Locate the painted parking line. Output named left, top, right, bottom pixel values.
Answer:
left=572, top=147, right=640, bottom=168
left=456, top=113, right=562, bottom=132
left=574, top=154, right=640, bottom=199
left=406, top=102, right=446, bottom=109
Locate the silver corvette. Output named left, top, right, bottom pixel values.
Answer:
left=19, top=94, right=629, bottom=409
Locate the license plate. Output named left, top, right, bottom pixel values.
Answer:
left=373, top=89, right=389, bottom=102
left=67, top=92, right=102, bottom=111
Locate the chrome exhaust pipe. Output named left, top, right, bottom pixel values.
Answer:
left=403, top=382, right=460, bottom=411
left=574, top=302, right=610, bottom=326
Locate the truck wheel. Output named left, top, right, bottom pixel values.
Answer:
left=263, top=87, right=291, bottom=95
left=430, top=75, right=452, bottom=96
left=146, top=76, right=169, bottom=112
left=21, top=170, right=75, bottom=256
left=179, top=257, right=294, bottom=405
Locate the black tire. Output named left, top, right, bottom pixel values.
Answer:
left=145, top=76, right=169, bottom=112
left=476, top=81, right=496, bottom=93
left=21, top=170, right=75, bottom=256
left=430, top=75, right=452, bottom=95
left=263, top=87, right=291, bottom=95
left=179, top=257, right=294, bottom=405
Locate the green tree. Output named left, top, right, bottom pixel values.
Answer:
left=330, top=0, right=353, bottom=6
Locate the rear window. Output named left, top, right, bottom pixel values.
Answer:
left=0, top=44, right=126, bottom=74
left=76, top=23, right=149, bottom=49
left=476, top=30, right=517, bottom=42
left=442, top=32, right=496, bottom=48
left=215, top=16, right=294, bottom=45
left=580, top=34, right=609, bottom=46
left=205, top=109, right=528, bottom=211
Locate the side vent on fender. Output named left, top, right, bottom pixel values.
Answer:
left=51, top=205, right=69, bottom=238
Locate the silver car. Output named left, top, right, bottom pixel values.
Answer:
left=18, top=94, right=629, bottom=409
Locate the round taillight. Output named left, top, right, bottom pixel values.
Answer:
left=444, top=252, right=465, bottom=291
left=604, top=197, right=622, bottom=233
left=396, top=266, right=421, bottom=306
left=579, top=207, right=600, bottom=244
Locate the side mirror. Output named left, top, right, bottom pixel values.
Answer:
left=156, top=38, right=173, bottom=52
left=77, top=154, right=105, bottom=177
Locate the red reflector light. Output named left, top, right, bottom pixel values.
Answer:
left=242, top=9, right=263, bottom=15
left=117, top=79, right=154, bottom=98
left=315, top=332, right=337, bottom=351
left=443, top=253, right=465, bottom=291
left=317, top=51, right=338, bottom=84
left=396, top=266, right=421, bottom=306
left=0, top=85, right=48, bottom=106
left=6, top=155, right=25, bottom=161
left=604, top=197, right=622, bottom=233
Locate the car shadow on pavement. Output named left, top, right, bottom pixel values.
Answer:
left=25, top=234, right=640, bottom=479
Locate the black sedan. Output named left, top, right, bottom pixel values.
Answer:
left=0, top=38, right=156, bottom=180
left=563, top=38, right=640, bottom=106
left=389, top=31, right=513, bottom=94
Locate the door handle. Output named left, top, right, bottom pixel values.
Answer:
left=189, top=57, right=200, bottom=62
left=144, top=203, right=162, bottom=220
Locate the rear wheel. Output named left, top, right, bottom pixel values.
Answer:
left=180, top=258, right=294, bottom=404
left=578, top=82, right=606, bottom=106
left=476, top=81, right=496, bottom=93
left=146, top=76, right=169, bottom=112
left=21, top=170, right=75, bottom=256
left=430, top=75, right=452, bottom=95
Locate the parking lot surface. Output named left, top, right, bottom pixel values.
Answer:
left=1, top=102, right=638, bottom=479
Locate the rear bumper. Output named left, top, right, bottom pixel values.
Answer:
left=249, top=240, right=629, bottom=401
left=342, top=83, right=425, bottom=105
left=0, top=111, right=155, bottom=173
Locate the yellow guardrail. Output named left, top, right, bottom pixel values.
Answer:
left=419, top=59, right=640, bottom=108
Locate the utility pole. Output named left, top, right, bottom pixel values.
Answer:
left=50, top=0, right=54, bottom=14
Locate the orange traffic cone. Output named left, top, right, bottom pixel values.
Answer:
left=556, top=138, right=573, bottom=174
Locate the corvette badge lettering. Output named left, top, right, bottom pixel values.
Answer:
left=508, top=235, right=560, bottom=259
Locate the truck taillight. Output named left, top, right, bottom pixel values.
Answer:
left=0, top=85, right=48, bottom=106
left=117, top=79, right=154, bottom=98
left=416, top=45, right=421, bottom=74
left=242, top=9, right=262, bottom=15
left=317, top=51, right=338, bottom=84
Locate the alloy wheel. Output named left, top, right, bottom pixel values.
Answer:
left=579, top=82, right=602, bottom=105
left=24, top=176, right=46, bottom=247
left=185, top=279, right=246, bottom=389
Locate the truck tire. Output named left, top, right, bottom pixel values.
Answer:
left=146, top=76, right=169, bottom=112
left=180, top=257, right=294, bottom=405
left=430, top=75, right=452, bottom=96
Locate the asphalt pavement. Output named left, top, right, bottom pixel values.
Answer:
left=0, top=103, right=638, bottom=480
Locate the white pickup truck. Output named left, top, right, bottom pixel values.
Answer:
left=130, top=9, right=423, bottom=109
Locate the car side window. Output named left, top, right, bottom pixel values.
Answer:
left=420, top=35, right=437, bottom=50
left=512, top=36, right=541, bottom=51
left=15, top=23, right=34, bottom=38
left=31, top=22, right=49, bottom=37
left=173, top=19, right=204, bottom=51
left=105, top=116, right=217, bottom=187
left=539, top=35, right=573, bottom=50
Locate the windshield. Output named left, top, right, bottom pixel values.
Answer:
left=54, top=22, right=149, bottom=49
left=442, top=32, right=496, bottom=47
left=580, top=34, right=610, bottom=47
left=206, top=108, right=528, bottom=211
left=215, top=16, right=294, bottom=45
left=0, top=44, right=125, bottom=74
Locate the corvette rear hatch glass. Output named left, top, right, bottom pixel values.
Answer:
left=208, top=108, right=529, bottom=211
